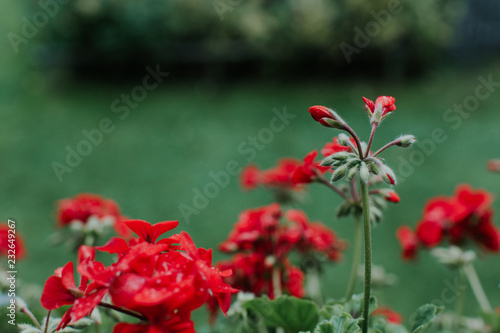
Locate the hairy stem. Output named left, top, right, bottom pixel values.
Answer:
left=21, top=305, right=41, bottom=330
left=345, top=213, right=363, bottom=300
left=463, top=263, right=492, bottom=312
left=360, top=180, right=372, bottom=333
left=316, top=172, right=351, bottom=201
left=365, top=124, right=377, bottom=158
left=343, top=123, right=365, bottom=158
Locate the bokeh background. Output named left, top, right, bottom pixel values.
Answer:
left=2, top=0, right=500, bottom=330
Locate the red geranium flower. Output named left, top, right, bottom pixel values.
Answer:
left=363, top=96, right=396, bottom=118
left=292, top=150, right=330, bottom=184
left=57, top=193, right=131, bottom=238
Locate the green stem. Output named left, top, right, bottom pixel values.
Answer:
left=345, top=213, right=363, bottom=300
left=306, top=268, right=323, bottom=306
left=463, top=263, right=492, bottom=312
left=455, top=267, right=466, bottom=329
left=360, top=180, right=372, bottom=333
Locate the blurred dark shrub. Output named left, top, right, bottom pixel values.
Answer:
left=26, top=0, right=465, bottom=79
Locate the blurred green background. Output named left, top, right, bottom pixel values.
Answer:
left=1, top=0, right=500, bottom=330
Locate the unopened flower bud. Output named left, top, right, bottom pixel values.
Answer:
left=309, top=106, right=346, bottom=129
left=395, top=135, right=416, bottom=148
left=331, top=163, right=349, bottom=182
left=380, top=164, right=397, bottom=185
left=359, top=162, right=370, bottom=183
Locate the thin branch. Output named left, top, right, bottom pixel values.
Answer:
left=98, top=302, right=148, bottom=321
left=315, top=171, right=351, bottom=201
left=44, top=310, right=51, bottom=333
left=21, top=305, right=41, bottom=330
left=365, top=123, right=377, bottom=158
left=342, top=123, right=365, bottom=158
left=372, top=140, right=400, bottom=157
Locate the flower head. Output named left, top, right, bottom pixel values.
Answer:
left=363, top=96, right=396, bottom=124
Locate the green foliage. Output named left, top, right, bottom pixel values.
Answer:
left=481, top=310, right=500, bottom=333
left=410, top=304, right=443, bottom=333
left=243, top=295, right=320, bottom=332
left=22, top=0, right=465, bottom=74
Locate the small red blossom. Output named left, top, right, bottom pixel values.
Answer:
left=321, top=137, right=355, bottom=157
left=396, top=227, right=419, bottom=260
left=240, top=159, right=302, bottom=192
left=488, top=159, right=500, bottom=172
left=363, top=96, right=396, bottom=117
left=57, top=193, right=131, bottom=238
left=372, top=306, right=403, bottom=324
left=292, top=150, right=330, bottom=184
left=0, top=223, right=25, bottom=259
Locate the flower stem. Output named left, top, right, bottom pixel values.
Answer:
left=455, top=267, right=466, bottom=329
left=272, top=267, right=282, bottom=298
left=365, top=124, right=377, bottom=158
left=343, top=123, right=365, bottom=158
left=372, top=140, right=399, bottom=157
left=463, top=263, right=492, bottom=312
left=98, top=302, right=148, bottom=321
left=345, top=213, right=362, bottom=300
left=315, top=173, right=351, bottom=202
left=44, top=310, right=51, bottom=333
left=306, top=268, right=323, bottom=306
left=360, top=180, right=372, bottom=333
left=21, top=305, right=41, bottom=330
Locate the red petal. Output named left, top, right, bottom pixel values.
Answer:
left=96, top=237, right=130, bottom=254
left=123, top=220, right=152, bottom=241
left=150, top=220, right=179, bottom=243
left=41, top=275, right=75, bottom=309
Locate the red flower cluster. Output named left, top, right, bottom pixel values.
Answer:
left=57, top=194, right=131, bottom=238
left=0, top=223, right=25, bottom=259
left=241, top=159, right=302, bottom=191
left=218, top=204, right=345, bottom=298
left=41, top=220, right=238, bottom=332
left=397, top=185, right=500, bottom=260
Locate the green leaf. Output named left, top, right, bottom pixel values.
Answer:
left=301, top=313, right=361, bottom=333
left=410, top=304, right=442, bottom=333
left=243, top=295, right=319, bottom=332
left=326, top=293, right=377, bottom=319
left=481, top=310, right=500, bottom=333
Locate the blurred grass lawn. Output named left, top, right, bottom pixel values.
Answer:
left=2, top=63, right=500, bottom=327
